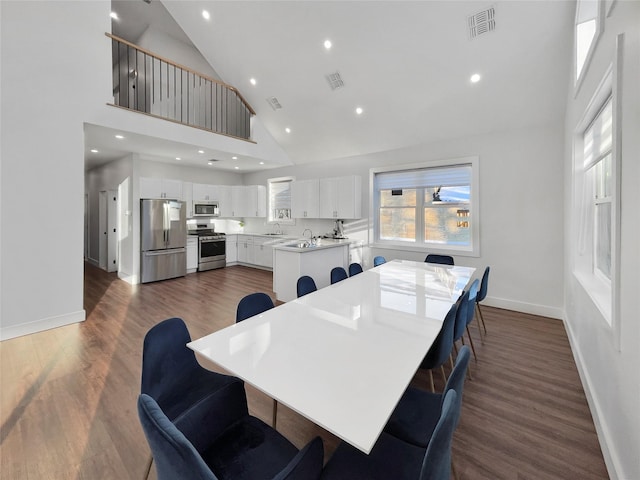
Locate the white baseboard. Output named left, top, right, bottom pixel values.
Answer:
left=117, top=271, right=138, bottom=285
left=484, top=295, right=564, bottom=319
left=562, top=316, right=623, bottom=480
left=0, top=310, right=86, bottom=341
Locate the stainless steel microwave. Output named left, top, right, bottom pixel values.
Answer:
left=193, top=201, right=219, bottom=217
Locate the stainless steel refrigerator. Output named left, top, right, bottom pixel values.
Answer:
left=140, top=199, right=187, bottom=283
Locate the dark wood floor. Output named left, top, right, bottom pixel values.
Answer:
left=0, top=263, right=608, bottom=479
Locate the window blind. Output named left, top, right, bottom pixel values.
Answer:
left=375, top=164, right=472, bottom=190
left=583, top=96, right=612, bottom=169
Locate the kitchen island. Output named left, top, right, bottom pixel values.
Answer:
left=273, top=239, right=352, bottom=302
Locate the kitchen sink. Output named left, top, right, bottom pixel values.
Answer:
left=285, top=241, right=317, bottom=248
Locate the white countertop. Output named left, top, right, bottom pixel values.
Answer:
left=273, top=237, right=358, bottom=252
left=188, top=260, right=475, bottom=454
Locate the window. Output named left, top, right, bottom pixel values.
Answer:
left=372, top=157, right=479, bottom=256
left=267, top=177, right=294, bottom=224
left=575, top=0, right=602, bottom=87
left=574, top=62, right=619, bottom=330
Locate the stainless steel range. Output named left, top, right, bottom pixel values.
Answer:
left=188, top=224, right=226, bottom=271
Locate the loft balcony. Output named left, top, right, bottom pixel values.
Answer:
left=107, top=34, right=254, bottom=141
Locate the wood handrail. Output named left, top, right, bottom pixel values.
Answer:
left=106, top=33, right=255, bottom=115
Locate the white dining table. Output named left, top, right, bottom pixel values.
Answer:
left=188, top=259, right=475, bottom=454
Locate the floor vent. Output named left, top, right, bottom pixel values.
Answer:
left=325, top=71, right=345, bottom=90
left=468, top=6, right=495, bottom=39
left=266, top=97, right=282, bottom=110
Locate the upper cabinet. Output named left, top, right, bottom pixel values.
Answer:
left=192, top=183, right=217, bottom=202
left=319, top=175, right=362, bottom=219
left=291, top=179, right=320, bottom=219
left=231, top=185, right=266, bottom=217
left=140, top=177, right=183, bottom=200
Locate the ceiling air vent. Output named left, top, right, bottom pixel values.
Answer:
left=325, top=71, right=344, bottom=90
left=468, top=6, right=495, bottom=39
left=266, top=97, right=282, bottom=110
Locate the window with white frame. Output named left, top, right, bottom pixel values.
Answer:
left=574, top=64, right=618, bottom=327
left=575, top=0, right=602, bottom=87
left=372, top=157, right=479, bottom=256
left=268, top=177, right=294, bottom=224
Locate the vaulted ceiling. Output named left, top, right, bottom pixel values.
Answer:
left=89, top=0, right=574, bottom=171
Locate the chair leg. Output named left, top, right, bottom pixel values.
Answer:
left=466, top=326, right=478, bottom=362
left=272, top=399, right=278, bottom=428
left=429, top=370, right=435, bottom=393
left=474, top=304, right=485, bottom=343
left=452, top=458, right=460, bottom=480
left=143, top=455, right=153, bottom=480
left=477, top=303, right=488, bottom=334
left=440, top=365, right=447, bottom=386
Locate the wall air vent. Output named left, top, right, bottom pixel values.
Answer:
left=266, top=97, right=282, bottom=110
left=325, top=71, right=344, bottom=90
left=468, top=6, right=495, bottom=39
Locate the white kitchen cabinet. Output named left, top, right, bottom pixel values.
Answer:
left=216, top=185, right=233, bottom=217
left=237, top=235, right=255, bottom=264
left=186, top=236, right=198, bottom=273
left=226, top=234, right=237, bottom=264
left=183, top=182, right=193, bottom=218
left=140, top=177, right=183, bottom=200
left=253, top=237, right=274, bottom=268
left=319, top=175, right=362, bottom=219
left=192, top=183, right=217, bottom=202
left=229, top=186, right=266, bottom=218
left=291, top=179, right=319, bottom=219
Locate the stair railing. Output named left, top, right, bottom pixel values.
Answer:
left=107, top=33, right=255, bottom=141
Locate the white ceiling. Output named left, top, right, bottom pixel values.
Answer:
left=87, top=0, right=575, bottom=171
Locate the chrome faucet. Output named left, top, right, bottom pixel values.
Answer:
left=302, top=228, right=315, bottom=245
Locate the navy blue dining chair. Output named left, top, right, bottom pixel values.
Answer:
left=475, top=266, right=490, bottom=336
left=236, top=292, right=275, bottom=322
left=385, top=345, right=470, bottom=448
left=320, top=390, right=459, bottom=480
left=138, top=392, right=324, bottom=480
left=141, top=317, right=245, bottom=479
left=373, top=256, right=386, bottom=267
left=330, top=267, right=348, bottom=284
left=420, top=303, right=457, bottom=392
left=348, top=263, right=363, bottom=276
left=425, top=254, right=454, bottom=265
left=297, top=275, right=317, bottom=298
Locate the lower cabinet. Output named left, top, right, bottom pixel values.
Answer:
left=253, top=237, right=274, bottom=269
left=226, top=235, right=238, bottom=264
left=186, top=237, right=198, bottom=273
left=237, top=236, right=255, bottom=264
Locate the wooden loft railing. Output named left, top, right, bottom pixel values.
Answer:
left=106, top=33, right=255, bottom=141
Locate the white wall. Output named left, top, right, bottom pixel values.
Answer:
left=563, top=2, right=640, bottom=479
left=136, top=26, right=222, bottom=81
left=0, top=1, right=112, bottom=340
left=244, top=122, right=566, bottom=318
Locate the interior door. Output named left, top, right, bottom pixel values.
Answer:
left=107, top=190, right=118, bottom=272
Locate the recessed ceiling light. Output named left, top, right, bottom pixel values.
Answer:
left=91, top=149, right=99, bottom=153
left=285, top=127, right=291, bottom=133
left=175, top=157, right=181, bottom=161
left=259, top=161, right=265, bottom=165
left=202, top=10, right=210, bottom=20
left=324, top=39, right=332, bottom=50
left=110, top=12, right=118, bottom=20
left=355, top=107, right=363, bottom=115
left=232, top=156, right=238, bottom=160
left=115, top=134, right=124, bottom=139
left=208, top=161, right=214, bottom=166
left=250, top=78, right=257, bottom=86
left=470, top=73, right=481, bottom=83
left=198, top=150, right=205, bottom=154
left=234, top=166, right=239, bottom=170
